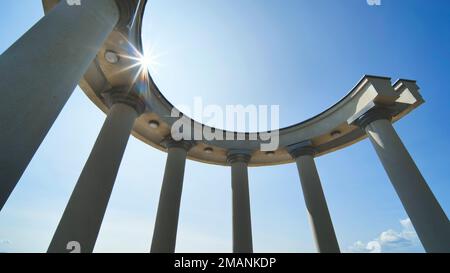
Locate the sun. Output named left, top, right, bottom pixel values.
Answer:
left=140, top=44, right=163, bottom=75
left=108, top=33, right=165, bottom=93
left=139, top=52, right=157, bottom=74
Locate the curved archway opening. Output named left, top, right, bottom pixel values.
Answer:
left=142, top=0, right=383, bottom=132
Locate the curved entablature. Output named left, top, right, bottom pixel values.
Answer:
left=43, top=0, right=424, bottom=167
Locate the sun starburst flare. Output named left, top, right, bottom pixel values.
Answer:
left=109, top=34, right=165, bottom=95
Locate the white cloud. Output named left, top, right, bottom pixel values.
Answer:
left=0, top=239, right=12, bottom=253
left=0, top=240, right=11, bottom=245
left=348, top=218, right=422, bottom=253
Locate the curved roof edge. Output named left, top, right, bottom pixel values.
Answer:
left=43, top=0, right=424, bottom=166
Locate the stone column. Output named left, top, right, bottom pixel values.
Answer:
left=354, top=107, right=450, bottom=253
left=227, top=150, right=253, bottom=253
left=288, top=142, right=340, bottom=253
left=150, top=139, right=194, bottom=253
left=0, top=0, right=120, bottom=210
left=47, top=91, right=145, bottom=253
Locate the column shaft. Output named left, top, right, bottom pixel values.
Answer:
left=230, top=160, right=253, bottom=253
left=151, top=146, right=188, bottom=253
left=365, top=119, right=450, bottom=252
left=48, top=102, right=138, bottom=253
left=0, top=0, right=119, bottom=210
left=294, top=154, right=340, bottom=253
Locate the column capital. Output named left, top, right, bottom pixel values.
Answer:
left=103, top=87, right=146, bottom=115
left=227, top=150, right=252, bottom=164
left=348, top=101, right=395, bottom=130
left=287, top=140, right=316, bottom=159
left=162, top=137, right=196, bottom=151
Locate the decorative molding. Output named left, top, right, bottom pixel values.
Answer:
left=162, top=137, right=196, bottom=151
left=227, top=150, right=252, bottom=164
left=287, top=140, right=316, bottom=158
left=348, top=101, right=395, bottom=130
left=102, top=87, right=146, bottom=115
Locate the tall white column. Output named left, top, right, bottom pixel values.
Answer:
left=0, top=0, right=120, bottom=210
left=355, top=107, right=450, bottom=253
left=227, top=150, right=253, bottom=253
left=288, top=142, right=340, bottom=253
left=151, top=139, right=194, bottom=253
left=47, top=91, right=145, bottom=253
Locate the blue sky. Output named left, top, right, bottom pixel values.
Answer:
left=0, top=0, right=449, bottom=253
